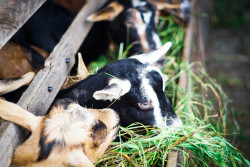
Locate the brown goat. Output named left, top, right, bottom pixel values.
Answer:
left=0, top=41, right=47, bottom=79
left=0, top=99, right=119, bottom=167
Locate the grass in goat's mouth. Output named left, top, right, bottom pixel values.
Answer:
left=87, top=16, right=250, bottom=166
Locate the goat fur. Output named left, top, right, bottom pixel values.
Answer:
left=0, top=99, right=119, bottom=167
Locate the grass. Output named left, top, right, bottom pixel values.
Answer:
left=87, top=16, right=250, bottom=166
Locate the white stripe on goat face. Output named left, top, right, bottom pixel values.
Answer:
left=132, top=0, right=147, bottom=7
left=139, top=66, right=165, bottom=127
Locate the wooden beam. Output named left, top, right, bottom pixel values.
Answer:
left=0, top=0, right=107, bottom=166
left=168, top=0, right=198, bottom=166
left=0, top=0, right=47, bottom=49
left=167, top=150, right=184, bottom=167
left=178, top=0, right=195, bottom=91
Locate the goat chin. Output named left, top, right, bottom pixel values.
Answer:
left=0, top=99, right=119, bottom=167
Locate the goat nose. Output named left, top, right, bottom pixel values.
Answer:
left=170, top=117, right=183, bottom=127
left=180, top=0, right=191, bottom=21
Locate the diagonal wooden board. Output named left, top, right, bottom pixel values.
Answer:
left=0, top=0, right=107, bottom=166
left=0, top=0, right=46, bottom=49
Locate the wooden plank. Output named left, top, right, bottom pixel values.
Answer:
left=178, top=0, right=196, bottom=91
left=167, top=150, right=184, bottom=167
left=0, top=0, right=47, bottom=49
left=195, top=0, right=212, bottom=67
left=169, top=0, right=211, bottom=166
left=0, top=0, right=107, bottom=166
left=167, top=0, right=200, bottom=166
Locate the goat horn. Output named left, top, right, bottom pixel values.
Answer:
left=77, top=53, right=89, bottom=80
left=130, top=42, right=172, bottom=64
left=62, top=53, right=88, bottom=89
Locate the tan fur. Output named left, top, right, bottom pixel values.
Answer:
left=30, top=45, right=49, bottom=59
left=0, top=99, right=119, bottom=167
left=0, top=72, right=35, bottom=95
left=87, top=1, right=124, bottom=22
left=0, top=42, right=45, bottom=79
left=148, top=0, right=181, bottom=10
left=127, top=9, right=150, bottom=52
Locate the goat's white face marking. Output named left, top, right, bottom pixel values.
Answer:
left=180, top=0, right=191, bottom=12
left=152, top=32, right=162, bottom=49
left=138, top=66, right=165, bottom=126
left=132, top=0, right=147, bottom=7
left=142, top=11, right=152, bottom=25
left=131, top=9, right=150, bottom=51
left=140, top=10, right=162, bottom=49
left=171, top=118, right=183, bottom=127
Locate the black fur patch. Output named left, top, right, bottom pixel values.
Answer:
left=91, top=120, right=107, bottom=147
left=54, top=98, right=76, bottom=110
left=37, top=123, right=57, bottom=161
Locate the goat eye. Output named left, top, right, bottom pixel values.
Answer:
left=138, top=101, right=153, bottom=110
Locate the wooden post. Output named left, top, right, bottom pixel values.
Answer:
left=168, top=0, right=211, bottom=166
left=0, top=0, right=107, bottom=166
left=0, top=0, right=46, bottom=49
left=167, top=150, right=184, bottom=167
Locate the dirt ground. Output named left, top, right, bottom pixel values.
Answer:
left=205, top=11, right=250, bottom=159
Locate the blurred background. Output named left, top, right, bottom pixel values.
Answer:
left=206, top=0, right=250, bottom=159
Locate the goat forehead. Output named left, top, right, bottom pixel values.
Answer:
left=138, top=65, right=165, bottom=90
left=141, top=10, right=152, bottom=25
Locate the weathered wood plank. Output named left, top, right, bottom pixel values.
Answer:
left=178, top=0, right=196, bottom=91
left=169, top=0, right=211, bottom=166
left=167, top=150, right=184, bottom=167
left=167, top=0, right=199, bottom=166
left=0, top=0, right=107, bottom=166
left=0, top=0, right=47, bottom=49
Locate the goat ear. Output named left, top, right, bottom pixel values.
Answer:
left=93, top=83, right=122, bottom=101
left=87, top=1, right=124, bottom=22
left=93, top=78, right=131, bottom=101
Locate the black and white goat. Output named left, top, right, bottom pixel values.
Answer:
left=57, top=42, right=182, bottom=127
left=11, top=0, right=186, bottom=65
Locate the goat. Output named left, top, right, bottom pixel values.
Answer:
left=83, top=0, right=162, bottom=59
left=0, top=42, right=45, bottom=79
left=11, top=0, right=162, bottom=65
left=0, top=98, right=119, bottom=167
left=57, top=42, right=182, bottom=127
